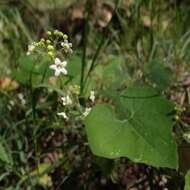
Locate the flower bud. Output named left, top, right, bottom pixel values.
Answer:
left=47, top=45, right=54, bottom=51
left=63, top=34, right=68, bottom=40
left=47, top=31, right=52, bottom=36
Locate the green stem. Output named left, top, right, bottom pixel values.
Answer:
left=80, top=12, right=89, bottom=96
left=83, top=35, right=107, bottom=86
left=149, top=0, right=154, bottom=55
left=82, top=0, right=121, bottom=93
left=40, top=62, right=49, bottom=83
left=29, top=55, right=41, bottom=176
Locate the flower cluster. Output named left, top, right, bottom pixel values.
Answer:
left=61, top=39, right=73, bottom=54
left=26, top=38, right=46, bottom=55
left=26, top=44, right=35, bottom=55
left=45, top=30, right=73, bottom=58
left=57, top=94, right=72, bottom=121
left=57, top=90, right=96, bottom=121
left=26, top=30, right=73, bottom=77
left=61, top=95, right=72, bottom=106
left=26, top=30, right=96, bottom=125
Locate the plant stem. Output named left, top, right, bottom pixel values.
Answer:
left=80, top=2, right=91, bottom=96
left=82, top=0, right=121, bottom=93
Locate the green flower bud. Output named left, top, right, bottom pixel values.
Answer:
left=48, top=51, right=54, bottom=58
left=40, top=38, right=45, bottom=42
left=175, top=115, right=180, bottom=121
left=54, top=30, right=59, bottom=35
left=47, top=45, right=54, bottom=51
left=58, top=32, right=63, bottom=36
left=46, top=40, right=51, bottom=44
left=47, top=31, right=52, bottom=36
left=63, top=34, right=68, bottom=40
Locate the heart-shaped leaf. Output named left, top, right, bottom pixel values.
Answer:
left=85, top=85, right=178, bottom=169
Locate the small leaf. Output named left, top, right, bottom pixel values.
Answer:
left=0, top=139, right=11, bottom=164
left=31, top=163, right=52, bottom=187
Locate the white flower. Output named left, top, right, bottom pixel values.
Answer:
left=18, top=93, right=26, bottom=105
left=61, top=40, right=73, bottom=53
left=184, top=133, right=190, bottom=140
left=9, top=100, right=15, bottom=106
left=83, top=107, right=92, bottom=117
left=57, top=112, right=68, bottom=120
left=89, top=90, right=95, bottom=102
left=61, top=95, right=72, bottom=106
left=26, top=44, right=35, bottom=55
left=49, top=58, right=68, bottom=76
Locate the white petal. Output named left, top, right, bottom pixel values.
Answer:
left=61, top=61, right=67, bottom=67
left=28, top=44, right=35, bottom=52
left=61, top=95, right=72, bottom=105
left=60, top=68, right=68, bottom=75
left=55, top=58, right=61, bottom=65
left=61, top=97, right=66, bottom=105
left=69, top=49, right=73, bottom=54
left=55, top=69, right=61, bottom=76
left=49, top=64, right=57, bottom=70
left=83, top=107, right=92, bottom=117
left=89, top=91, right=95, bottom=102
left=26, top=51, right=30, bottom=55
left=61, top=97, right=66, bottom=102
left=67, top=96, right=72, bottom=104
left=57, top=112, right=68, bottom=120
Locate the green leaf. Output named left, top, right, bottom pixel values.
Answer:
left=12, top=55, right=52, bottom=86
left=4, top=187, right=14, bottom=190
left=185, top=170, right=190, bottom=190
left=18, top=55, right=52, bottom=75
left=85, top=85, right=178, bottom=169
left=31, top=163, right=52, bottom=187
left=144, top=59, right=174, bottom=91
left=94, top=56, right=129, bottom=90
left=12, top=69, right=30, bottom=85
left=67, top=55, right=82, bottom=77
left=17, top=55, right=36, bottom=73
left=0, top=139, right=11, bottom=164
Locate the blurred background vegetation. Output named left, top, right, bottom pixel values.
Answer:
left=1, top=0, right=190, bottom=189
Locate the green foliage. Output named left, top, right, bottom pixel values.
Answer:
left=1, top=0, right=190, bottom=189
left=144, top=59, right=174, bottom=91
left=85, top=85, right=178, bottom=169
left=0, top=138, right=12, bottom=164
left=12, top=55, right=52, bottom=86
left=185, top=170, right=190, bottom=190
left=67, top=54, right=82, bottom=84
left=94, top=56, right=129, bottom=90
